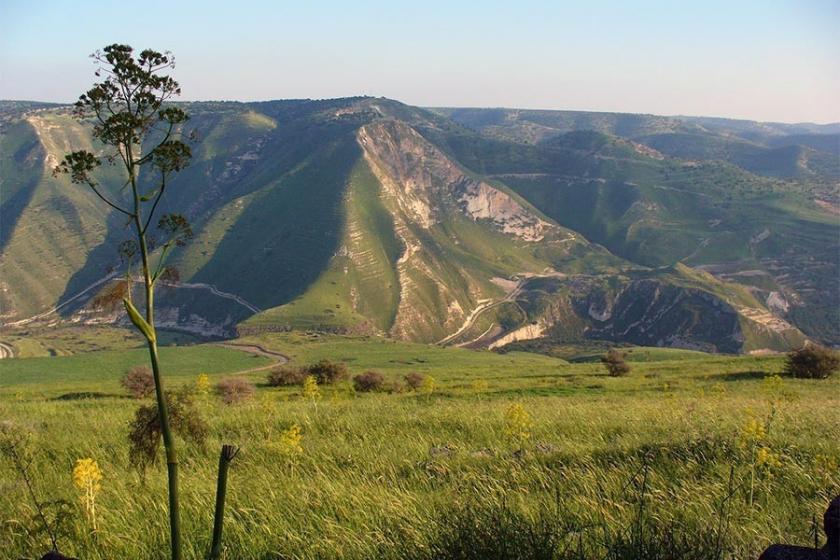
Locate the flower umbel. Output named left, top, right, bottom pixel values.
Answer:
left=504, top=403, right=533, bottom=449
left=277, top=424, right=304, bottom=457
left=195, top=373, right=211, bottom=397
left=302, top=376, right=321, bottom=403
left=73, top=458, right=102, bottom=530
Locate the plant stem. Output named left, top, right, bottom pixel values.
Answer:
left=130, top=142, right=181, bottom=560
left=209, top=445, right=238, bottom=559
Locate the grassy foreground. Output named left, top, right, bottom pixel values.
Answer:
left=0, top=331, right=838, bottom=559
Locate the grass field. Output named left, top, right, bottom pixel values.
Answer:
left=1, top=331, right=838, bottom=559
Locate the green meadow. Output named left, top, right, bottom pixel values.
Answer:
left=1, top=330, right=838, bottom=559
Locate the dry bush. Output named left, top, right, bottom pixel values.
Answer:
left=121, top=366, right=155, bottom=399
left=783, top=345, right=839, bottom=379
left=267, top=365, right=307, bottom=387
left=306, top=359, right=349, bottom=385
left=352, top=370, right=385, bottom=392
left=404, top=372, right=426, bottom=391
left=601, top=349, right=631, bottom=377
left=215, top=377, right=256, bottom=404
left=128, top=388, right=208, bottom=471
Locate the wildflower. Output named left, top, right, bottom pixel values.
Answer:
left=73, top=458, right=102, bottom=530
left=195, top=373, right=211, bottom=397
left=302, top=375, right=321, bottom=403
left=504, top=403, right=533, bottom=449
left=276, top=424, right=303, bottom=457
left=738, top=413, right=766, bottom=449
left=755, top=446, right=781, bottom=472
left=419, top=375, right=437, bottom=396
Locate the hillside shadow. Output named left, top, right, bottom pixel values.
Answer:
left=187, top=129, right=362, bottom=321
left=56, top=210, right=128, bottom=318
left=0, top=121, right=43, bottom=253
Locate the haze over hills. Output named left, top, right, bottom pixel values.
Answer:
left=1, top=97, right=837, bottom=353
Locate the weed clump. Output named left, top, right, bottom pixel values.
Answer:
left=306, top=359, right=349, bottom=385
left=783, top=345, right=839, bottom=379
left=215, top=377, right=256, bottom=404
left=267, top=365, right=307, bottom=387
left=602, top=349, right=631, bottom=377
left=353, top=370, right=385, bottom=392
left=128, top=388, right=208, bottom=471
left=404, top=372, right=426, bottom=390
left=121, top=366, right=155, bottom=399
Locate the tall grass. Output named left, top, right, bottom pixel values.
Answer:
left=0, top=339, right=837, bottom=559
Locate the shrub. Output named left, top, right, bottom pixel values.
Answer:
left=404, top=372, right=426, bottom=391
left=601, top=349, right=631, bottom=377
left=215, top=377, right=256, bottom=404
left=783, top=345, right=839, bottom=379
left=267, top=365, right=307, bottom=387
left=306, top=359, right=349, bottom=385
left=121, top=366, right=155, bottom=399
left=353, top=370, right=385, bottom=392
left=128, top=388, right=208, bottom=471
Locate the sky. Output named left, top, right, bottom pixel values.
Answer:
left=1, top=0, right=838, bottom=123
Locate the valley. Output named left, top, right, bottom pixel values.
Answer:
left=1, top=98, right=837, bottom=353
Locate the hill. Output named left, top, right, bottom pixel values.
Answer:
left=1, top=98, right=836, bottom=352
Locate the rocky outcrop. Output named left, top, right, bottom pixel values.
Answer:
left=488, top=321, right=547, bottom=349
left=503, top=272, right=808, bottom=353
left=358, top=120, right=551, bottom=240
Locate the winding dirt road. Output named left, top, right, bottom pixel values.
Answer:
left=436, top=278, right=528, bottom=345
left=212, top=342, right=289, bottom=373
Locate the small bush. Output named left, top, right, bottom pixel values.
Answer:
left=215, top=377, right=256, bottom=404
left=267, top=365, right=307, bottom=387
left=128, top=388, right=208, bottom=471
left=404, top=372, right=426, bottom=391
left=306, top=359, right=349, bottom=385
left=783, top=345, right=839, bottom=379
left=121, top=366, right=155, bottom=399
left=601, top=349, right=631, bottom=377
left=353, top=370, right=385, bottom=392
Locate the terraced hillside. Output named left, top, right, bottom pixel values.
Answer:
left=0, top=98, right=835, bottom=351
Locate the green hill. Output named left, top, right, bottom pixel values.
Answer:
left=1, top=98, right=835, bottom=352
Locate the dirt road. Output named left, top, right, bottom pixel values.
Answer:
left=212, top=342, right=289, bottom=373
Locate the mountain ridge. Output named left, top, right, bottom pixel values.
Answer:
left=1, top=97, right=835, bottom=353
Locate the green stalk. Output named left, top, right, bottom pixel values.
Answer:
left=129, top=143, right=181, bottom=560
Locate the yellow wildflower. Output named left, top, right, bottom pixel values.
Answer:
left=277, top=424, right=303, bottom=457
left=419, top=375, right=437, bottom=396
left=738, top=413, right=766, bottom=449
left=504, top=403, right=533, bottom=447
left=73, top=458, right=102, bottom=530
left=195, top=373, right=211, bottom=397
left=302, top=376, right=321, bottom=402
left=755, top=446, right=781, bottom=471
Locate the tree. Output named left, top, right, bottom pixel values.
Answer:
left=601, top=349, right=631, bottom=377
left=55, top=44, right=195, bottom=560
left=783, top=345, right=839, bottom=379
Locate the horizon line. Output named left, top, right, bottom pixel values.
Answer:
left=3, top=96, right=839, bottom=127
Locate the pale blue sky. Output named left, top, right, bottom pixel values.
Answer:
left=1, top=0, right=838, bottom=123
